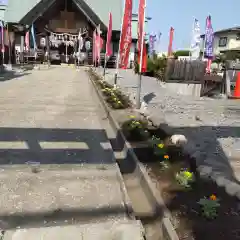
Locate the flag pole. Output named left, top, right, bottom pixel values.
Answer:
left=104, top=12, right=112, bottom=78
left=136, top=0, right=146, bottom=109
left=114, top=0, right=126, bottom=85
left=103, top=51, right=107, bottom=77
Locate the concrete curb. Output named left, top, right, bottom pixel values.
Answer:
left=88, top=68, right=179, bottom=240
left=87, top=70, right=135, bottom=222
left=141, top=112, right=240, bottom=200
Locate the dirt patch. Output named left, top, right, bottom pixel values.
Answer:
left=128, top=127, right=240, bottom=240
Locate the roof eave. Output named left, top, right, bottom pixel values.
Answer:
left=19, top=0, right=56, bottom=25
left=18, top=0, right=107, bottom=31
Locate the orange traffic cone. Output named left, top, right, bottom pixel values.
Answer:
left=234, top=72, right=240, bottom=98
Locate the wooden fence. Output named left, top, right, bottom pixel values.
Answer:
left=165, top=59, right=207, bottom=82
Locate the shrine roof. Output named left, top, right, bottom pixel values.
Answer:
left=4, top=0, right=122, bottom=31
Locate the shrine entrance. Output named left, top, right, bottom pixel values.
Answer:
left=32, top=0, right=96, bottom=64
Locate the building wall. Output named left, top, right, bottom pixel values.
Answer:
left=201, top=31, right=240, bottom=55
left=213, top=32, right=240, bottom=54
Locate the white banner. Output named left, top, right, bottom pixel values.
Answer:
left=190, top=19, right=201, bottom=60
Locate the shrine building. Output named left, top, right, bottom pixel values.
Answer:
left=0, top=0, right=150, bottom=65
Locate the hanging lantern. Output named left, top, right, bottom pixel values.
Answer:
left=40, top=37, right=46, bottom=47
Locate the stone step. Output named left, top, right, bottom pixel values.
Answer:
left=3, top=220, right=144, bottom=240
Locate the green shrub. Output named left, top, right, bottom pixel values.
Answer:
left=122, top=117, right=149, bottom=141
left=134, top=56, right=167, bottom=79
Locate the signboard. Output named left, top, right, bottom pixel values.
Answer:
left=0, top=0, right=8, bottom=6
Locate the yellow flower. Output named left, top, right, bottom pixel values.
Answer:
left=158, top=143, right=164, bottom=149
left=118, top=101, right=121, bottom=104
left=184, top=171, right=193, bottom=179
left=210, top=194, right=217, bottom=201
left=164, top=155, right=169, bottom=160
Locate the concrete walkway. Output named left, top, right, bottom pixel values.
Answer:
left=0, top=66, right=142, bottom=239
left=99, top=68, right=240, bottom=191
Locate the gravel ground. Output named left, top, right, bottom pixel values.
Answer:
left=98, top=67, right=240, bottom=185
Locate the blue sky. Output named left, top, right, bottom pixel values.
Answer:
left=136, top=0, right=240, bottom=51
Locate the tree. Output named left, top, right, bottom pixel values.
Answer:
left=173, top=50, right=190, bottom=58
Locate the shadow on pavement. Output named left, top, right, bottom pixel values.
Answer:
left=0, top=70, right=30, bottom=82
left=0, top=205, right=127, bottom=230
left=0, top=127, right=114, bottom=165
left=170, top=125, right=240, bottom=183
left=143, top=92, right=156, bottom=104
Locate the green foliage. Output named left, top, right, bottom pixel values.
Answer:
left=149, top=135, right=167, bottom=158
left=198, top=196, right=220, bottom=219
left=122, top=117, right=149, bottom=141
left=174, top=50, right=190, bottom=58
left=89, top=69, right=130, bottom=110
left=224, top=51, right=240, bottom=61
left=134, top=61, right=139, bottom=74
left=134, top=56, right=167, bottom=80
left=176, top=170, right=195, bottom=188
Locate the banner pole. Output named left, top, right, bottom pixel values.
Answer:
left=104, top=13, right=112, bottom=78
left=114, top=0, right=126, bottom=85
left=103, top=53, right=107, bottom=77
left=136, top=0, right=146, bottom=109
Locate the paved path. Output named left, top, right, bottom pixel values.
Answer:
left=0, top=66, right=142, bottom=239
left=99, top=68, right=240, bottom=187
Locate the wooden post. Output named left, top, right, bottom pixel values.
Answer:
left=46, top=33, right=50, bottom=67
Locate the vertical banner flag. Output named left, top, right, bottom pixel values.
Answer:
left=25, top=31, right=30, bottom=51
left=149, top=34, right=156, bottom=57
left=167, top=27, right=174, bottom=57
left=190, top=18, right=201, bottom=60
left=141, top=41, right=147, bottom=73
left=96, top=25, right=103, bottom=64
left=0, top=21, right=4, bottom=53
left=92, top=29, right=96, bottom=65
left=204, top=15, right=214, bottom=73
left=119, top=0, right=132, bottom=69
left=204, top=15, right=214, bottom=59
left=137, top=0, right=146, bottom=73
left=78, top=29, right=84, bottom=52
left=106, top=12, right=113, bottom=57
left=96, top=25, right=101, bottom=64
left=31, top=24, right=37, bottom=50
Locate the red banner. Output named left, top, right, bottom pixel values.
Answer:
left=167, top=27, right=174, bottom=57
left=106, top=12, right=112, bottom=57
left=141, top=42, right=147, bottom=73
left=137, top=0, right=145, bottom=65
left=96, top=25, right=101, bottom=63
left=25, top=31, right=30, bottom=51
left=119, top=0, right=132, bottom=69
left=92, top=30, right=96, bottom=65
